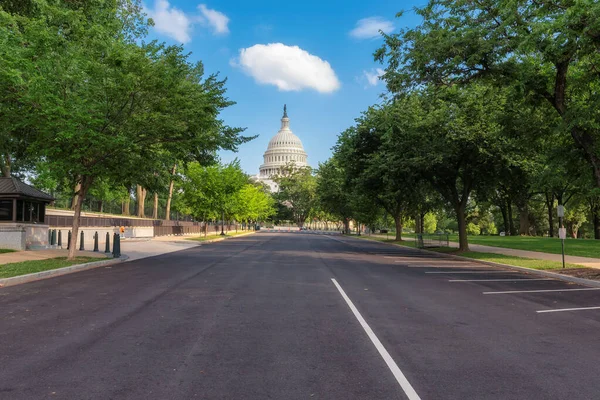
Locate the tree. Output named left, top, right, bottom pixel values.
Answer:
left=316, top=158, right=354, bottom=234
left=179, top=161, right=248, bottom=232
left=334, top=106, right=424, bottom=241
left=273, top=164, right=316, bottom=228
left=376, top=0, right=600, bottom=188
left=384, top=86, right=509, bottom=250
left=233, top=184, right=275, bottom=226
left=6, top=1, right=248, bottom=258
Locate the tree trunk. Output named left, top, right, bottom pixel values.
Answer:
left=136, top=185, right=146, bottom=218
left=414, top=214, right=421, bottom=234
left=518, top=204, right=529, bottom=236
left=68, top=176, right=93, bottom=260
left=456, top=204, right=469, bottom=252
left=343, top=219, right=350, bottom=234
left=545, top=192, right=554, bottom=237
left=122, top=197, right=130, bottom=215
left=507, top=198, right=516, bottom=236
left=98, top=200, right=103, bottom=213
left=499, top=202, right=509, bottom=236
left=594, top=212, right=600, bottom=240
left=165, top=164, right=176, bottom=221
left=420, top=212, right=425, bottom=233
left=0, top=153, right=10, bottom=177
left=393, top=214, right=403, bottom=241
left=152, top=192, right=158, bottom=219
left=71, top=182, right=81, bottom=210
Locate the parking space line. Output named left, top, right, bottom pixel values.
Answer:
left=331, top=278, right=421, bottom=400
left=449, top=278, right=554, bottom=282
left=425, top=271, right=508, bottom=274
left=484, top=288, right=600, bottom=294
left=537, top=306, right=600, bottom=313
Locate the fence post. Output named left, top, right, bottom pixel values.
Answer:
left=58, top=230, right=62, bottom=248
left=105, top=232, right=111, bottom=253
left=93, top=232, right=99, bottom=252
left=79, top=231, right=85, bottom=251
left=67, top=231, right=71, bottom=250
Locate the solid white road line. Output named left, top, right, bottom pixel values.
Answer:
left=484, top=288, right=600, bottom=295
left=331, top=278, right=421, bottom=400
left=537, top=306, right=600, bottom=313
left=449, top=278, right=554, bottom=282
left=425, top=271, right=508, bottom=274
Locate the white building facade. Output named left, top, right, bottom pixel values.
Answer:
left=255, top=105, right=308, bottom=191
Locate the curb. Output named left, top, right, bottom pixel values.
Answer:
left=0, top=255, right=129, bottom=288
left=351, top=236, right=600, bottom=289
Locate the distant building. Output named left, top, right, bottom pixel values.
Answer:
left=255, top=105, right=308, bottom=192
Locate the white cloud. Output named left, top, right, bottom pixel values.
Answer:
left=349, top=17, right=395, bottom=39
left=232, top=43, right=340, bottom=93
left=144, top=1, right=229, bottom=43
left=145, top=0, right=193, bottom=43
left=363, top=68, right=385, bottom=87
left=198, top=4, right=229, bottom=35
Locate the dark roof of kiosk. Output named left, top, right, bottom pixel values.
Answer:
left=0, top=177, right=54, bottom=201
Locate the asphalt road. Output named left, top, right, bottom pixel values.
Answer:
left=2, top=233, right=600, bottom=399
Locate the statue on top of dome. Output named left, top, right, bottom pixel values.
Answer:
left=283, top=104, right=288, bottom=118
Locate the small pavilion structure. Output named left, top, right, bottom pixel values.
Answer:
left=0, top=177, right=54, bottom=250
left=0, top=177, right=54, bottom=223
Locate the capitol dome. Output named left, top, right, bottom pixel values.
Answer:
left=258, top=105, right=308, bottom=182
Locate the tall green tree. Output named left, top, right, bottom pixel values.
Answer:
left=180, top=161, right=248, bottom=232
left=316, top=158, right=354, bottom=234
left=273, top=164, right=316, bottom=228
left=4, top=1, right=249, bottom=258
left=376, top=0, right=600, bottom=187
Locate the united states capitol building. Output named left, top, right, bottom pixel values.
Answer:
left=254, top=105, right=308, bottom=192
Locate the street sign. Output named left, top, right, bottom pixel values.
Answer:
left=559, top=227, right=567, bottom=240
left=557, top=205, right=565, bottom=218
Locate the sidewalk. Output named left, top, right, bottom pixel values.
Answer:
left=0, top=232, right=256, bottom=266
left=120, top=237, right=199, bottom=261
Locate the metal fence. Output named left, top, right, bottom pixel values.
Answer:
left=45, top=215, right=157, bottom=227
left=415, top=233, right=450, bottom=249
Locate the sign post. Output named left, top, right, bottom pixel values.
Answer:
left=557, top=205, right=566, bottom=269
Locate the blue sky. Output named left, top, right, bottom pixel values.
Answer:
left=143, top=0, right=425, bottom=174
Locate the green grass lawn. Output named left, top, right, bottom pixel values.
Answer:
left=186, top=231, right=254, bottom=242
left=0, top=257, right=98, bottom=279
left=353, top=234, right=584, bottom=270
left=436, top=250, right=584, bottom=270
left=0, top=249, right=17, bottom=254
left=446, top=235, right=600, bottom=259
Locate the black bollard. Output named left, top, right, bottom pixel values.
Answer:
left=58, top=230, right=62, bottom=247
left=93, top=231, right=99, bottom=252
left=67, top=231, right=71, bottom=250
left=112, top=233, right=121, bottom=258
left=79, top=231, right=85, bottom=251
left=51, top=229, right=57, bottom=246
left=48, top=230, right=52, bottom=246
left=104, top=232, right=111, bottom=253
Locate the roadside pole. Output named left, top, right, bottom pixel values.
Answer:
left=558, top=205, right=566, bottom=269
